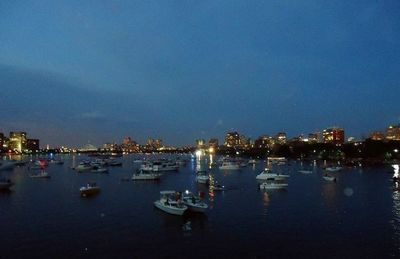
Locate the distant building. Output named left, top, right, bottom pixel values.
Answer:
left=0, top=132, right=4, bottom=149
left=254, top=135, right=273, bottom=149
left=323, top=127, right=345, bottom=145
left=386, top=125, right=400, bottom=141
left=79, top=143, right=98, bottom=152
left=122, top=136, right=139, bottom=152
left=370, top=131, right=385, bottom=141
left=27, top=139, right=40, bottom=151
left=308, top=132, right=322, bottom=144
left=9, top=131, right=27, bottom=153
left=208, top=138, right=219, bottom=149
left=224, top=132, right=240, bottom=148
left=275, top=132, right=287, bottom=145
left=147, top=138, right=163, bottom=150
left=196, top=139, right=206, bottom=149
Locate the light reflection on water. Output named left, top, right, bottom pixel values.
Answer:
left=393, top=188, right=400, bottom=252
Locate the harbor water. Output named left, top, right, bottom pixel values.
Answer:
left=0, top=154, right=399, bottom=258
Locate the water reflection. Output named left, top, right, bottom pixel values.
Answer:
left=392, top=188, right=400, bottom=252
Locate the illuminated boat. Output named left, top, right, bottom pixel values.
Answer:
left=154, top=191, right=187, bottom=216
left=323, top=175, right=337, bottom=182
left=182, top=190, right=208, bottom=213
left=325, top=166, right=342, bottom=172
left=298, top=170, right=313, bottom=174
left=74, top=162, right=92, bottom=172
left=256, top=169, right=290, bottom=181
left=259, top=181, right=288, bottom=190
left=131, top=169, right=161, bottom=180
left=195, top=170, right=209, bottom=184
left=80, top=182, right=101, bottom=197
left=219, top=161, right=240, bottom=170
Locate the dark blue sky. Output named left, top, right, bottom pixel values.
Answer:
left=1, top=0, right=400, bottom=147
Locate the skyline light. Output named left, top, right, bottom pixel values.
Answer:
left=1, top=1, right=400, bottom=146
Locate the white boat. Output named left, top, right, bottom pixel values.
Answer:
left=154, top=190, right=188, bottom=216
left=91, top=166, right=109, bottom=173
left=325, top=166, right=342, bottom=172
left=152, top=161, right=179, bottom=172
left=248, top=159, right=258, bottom=164
left=182, top=190, right=208, bottom=213
left=259, top=181, right=288, bottom=190
left=131, top=169, right=161, bottom=180
left=0, top=178, right=14, bottom=190
left=256, top=169, right=290, bottom=181
left=219, top=161, right=240, bottom=170
left=195, top=170, right=209, bottom=184
left=74, top=162, right=92, bottom=172
left=80, top=183, right=101, bottom=197
left=30, top=171, right=50, bottom=178
left=298, top=170, right=313, bottom=174
left=323, top=175, right=337, bottom=182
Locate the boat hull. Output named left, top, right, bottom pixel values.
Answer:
left=154, top=201, right=187, bottom=216
left=80, top=187, right=100, bottom=197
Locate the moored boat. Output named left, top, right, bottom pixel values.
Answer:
left=298, top=170, right=313, bottom=174
left=154, top=190, right=187, bottom=216
left=80, top=182, right=101, bottom=197
left=323, top=174, right=337, bottom=182
left=182, top=190, right=208, bottom=213
left=30, top=170, right=50, bottom=178
left=219, top=161, right=240, bottom=170
left=259, top=181, right=288, bottom=190
left=256, top=169, right=290, bottom=181
left=195, top=170, right=209, bottom=184
left=131, top=169, right=161, bottom=180
left=325, top=166, right=342, bottom=172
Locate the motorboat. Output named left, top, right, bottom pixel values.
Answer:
left=30, top=171, right=50, bottom=178
left=248, top=159, right=258, bottom=165
left=323, top=174, right=337, bottom=182
left=298, top=170, right=313, bottom=174
left=259, top=181, right=288, bottom=190
left=131, top=169, right=161, bottom=180
left=152, top=161, right=179, bottom=172
left=195, top=170, right=209, bottom=184
left=325, top=166, right=342, bottom=172
left=74, top=162, right=92, bottom=172
left=219, top=161, right=240, bottom=170
left=154, top=190, right=188, bottom=216
left=107, top=159, right=122, bottom=166
left=91, top=166, right=108, bottom=173
left=80, top=182, right=101, bottom=197
left=48, top=159, right=64, bottom=165
left=182, top=190, right=208, bottom=213
left=256, top=169, right=290, bottom=181
left=0, top=178, right=14, bottom=190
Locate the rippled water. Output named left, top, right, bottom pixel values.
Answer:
left=0, top=155, right=399, bottom=258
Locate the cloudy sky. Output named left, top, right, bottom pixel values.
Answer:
left=1, top=0, right=399, bottom=147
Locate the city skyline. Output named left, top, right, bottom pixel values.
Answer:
left=1, top=1, right=400, bottom=147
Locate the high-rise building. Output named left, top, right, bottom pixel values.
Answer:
left=122, top=136, right=139, bottom=152
left=208, top=138, right=219, bottom=149
left=254, top=135, right=272, bottom=149
left=322, top=127, right=345, bottom=144
left=386, top=125, right=400, bottom=141
left=370, top=131, right=385, bottom=141
left=196, top=139, right=206, bottom=149
left=147, top=138, right=163, bottom=150
left=308, top=132, right=322, bottom=143
left=9, top=131, right=27, bottom=153
left=224, top=132, right=240, bottom=148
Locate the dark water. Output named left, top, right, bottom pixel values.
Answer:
left=1, top=155, right=399, bottom=258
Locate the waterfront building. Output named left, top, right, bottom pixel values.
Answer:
left=122, top=136, right=140, bottom=153
left=322, top=127, right=345, bottom=145
left=386, top=125, right=400, bottom=141
left=9, top=131, right=27, bottom=153
left=254, top=135, right=273, bottom=149
left=275, top=132, right=287, bottom=145
left=146, top=138, right=163, bottom=150
left=370, top=131, right=385, bottom=141
left=196, top=139, right=206, bottom=149
left=0, top=132, right=4, bottom=150
left=27, top=139, right=40, bottom=152
left=208, top=138, right=219, bottom=149
left=224, top=131, right=240, bottom=148
left=308, top=132, right=322, bottom=143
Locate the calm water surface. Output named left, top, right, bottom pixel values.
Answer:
left=0, top=155, right=399, bottom=258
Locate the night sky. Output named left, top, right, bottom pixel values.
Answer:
left=1, top=1, right=399, bottom=147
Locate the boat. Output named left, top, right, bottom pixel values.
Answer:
left=154, top=190, right=188, bottom=216
left=91, top=166, right=108, bottom=173
left=152, top=161, right=179, bottom=172
left=325, top=166, right=342, bottom=172
left=182, top=190, right=208, bottom=213
left=298, top=170, right=313, bottom=174
left=219, top=161, right=240, bottom=170
left=259, top=181, right=288, bottom=190
left=131, top=169, right=161, bottom=180
left=256, top=169, right=290, bottom=181
left=195, top=170, right=209, bottom=184
left=48, top=159, right=64, bottom=165
left=0, top=178, right=14, bottom=190
left=248, top=159, right=258, bottom=165
left=74, top=162, right=92, bottom=172
left=107, top=159, right=122, bottom=166
left=80, top=182, right=101, bottom=197
left=30, top=170, right=50, bottom=178
left=323, top=174, right=337, bottom=182
left=213, top=184, right=226, bottom=191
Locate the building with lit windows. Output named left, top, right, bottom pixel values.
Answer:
left=322, top=127, right=345, bottom=145
left=224, top=132, right=240, bottom=148
left=370, top=131, right=385, bottom=141
left=9, top=131, right=27, bottom=153
left=275, top=132, right=287, bottom=144
left=196, top=139, right=206, bottom=149
left=122, top=136, right=140, bottom=152
left=386, top=125, right=400, bottom=141
left=0, top=132, right=4, bottom=150
left=27, top=139, right=40, bottom=151
left=254, top=135, right=273, bottom=149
